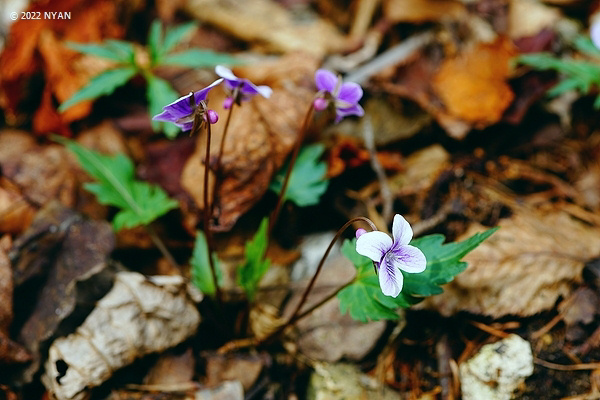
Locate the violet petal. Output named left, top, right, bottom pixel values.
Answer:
left=393, top=245, right=426, bottom=274
left=315, top=69, right=338, bottom=92
left=379, top=257, right=403, bottom=297
left=392, top=214, right=413, bottom=246
left=356, top=231, right=392, bottom=262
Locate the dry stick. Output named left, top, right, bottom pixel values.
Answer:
left=268, top=103, right=315, bottom=236
left=260, top=216, right=377, bottom=344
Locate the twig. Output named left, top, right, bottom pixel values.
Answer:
left=362, top=115, right=393, bottom=223
left=534, top=358, right=600, bottom=371
left=344, top=31, right=434, bottom=85
left=144, top=225, right=180, bottom=270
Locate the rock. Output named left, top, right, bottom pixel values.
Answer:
left=460, top=334, right=534, bottom=400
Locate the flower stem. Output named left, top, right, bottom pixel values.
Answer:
left=268, top=103, right=315, bottom=236
left=202, top=121, right=222, bottom=304
left=216, top=103, right=235, bottom=175
left=144, top=224, right=180, bottom=270
left=261, top=216, right=377, bottom=344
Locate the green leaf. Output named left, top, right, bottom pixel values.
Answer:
left=594, top=94, right=600, bottom=110
left=147, top=20, right=163, bottom=65
left=56, top=138, right=178, bottom=231
left=404, top=227, right=499, bottom=298
left=58, top=67, right=137, bottom=112
left=190, top=231, right=222, bottom=296
left=163, top=22, right=197, bottom=54
left=573, top=35, right=600, bottom=58
left=337, top=227, right=499, bottom=322
left=146, top=74, right=181, bottom=138
left=236, top=218, right=270, bottom=302
left=161, top=49, right=238, bottom=68
left=66, top=39, right=135, bottom=63
left=269, top=144, right=329, bottom=207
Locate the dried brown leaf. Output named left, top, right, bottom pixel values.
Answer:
left=43, top=272, right=201, bottom=400
left=181, top=54, right=318, bottom=231
left=419, top=206, right=600, bottom=317
left=384, top=0, right=466, bottom=23
left=183, top=0, right=346, bottom=57
left=205, top=353, right=265, bottom=391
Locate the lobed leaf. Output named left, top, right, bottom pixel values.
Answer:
left=269, top=144, right=329, bottom=207
left=59, top=67, right=137, bottom=112
left=147, top=20, right=164, bottom=65
left=236, top=218, right=270, bottom=302
left=161, top=49, right=238, bottom=68
left=66, top=39, right=135, bottom=63
left=56, top=138, right=178, bottom=231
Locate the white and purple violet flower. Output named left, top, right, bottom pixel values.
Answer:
left=313, top=69, right=365, bottom=123
left=215, top=65, right=273, bottom=109
left=356, top=214, right=426, bottom=298
left=592, top=17, right=600, bottom=50
left=152, top=78, right=223, bottom=131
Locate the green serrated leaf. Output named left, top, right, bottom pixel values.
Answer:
left=191, top=231, right=223, bottom=296
left=163, top=22, right=197, bottom=54
left=146, top=74, right=181, bottom=138
left=236, top=218, right=270, bottom=302
left=55, top=138, right=178, bottom=231
left=59, top=67, right=137, bottom=112
left=337, top=227, right=498, bottom=322
left=574, top=36, right=600, bottom=58
left=161, top=49, right=238, bottom=68
left=66, top=40, right=135, bottom=63
left=404, top=227, right=499, bottom=297
left=147, top=20, right=163, bottom=65
left=269, top=144, right=329, bottom=207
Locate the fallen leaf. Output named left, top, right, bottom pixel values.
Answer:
left=432, top=37, right=517, bottom=129
left=384, top=0, right=466, bottom=23
left=12, top=201, right=116, bottom=383
left=0, top=0, right=124, bottom=133
left=180, top=54, right=318, bottom=231
left=205, top=353, right=266, bottom=391
left=183, top=0, right=346, bottom=57
left=43, top=271, right=201, bottom=400
left=0, top=235, right=31, bottom=364
left=558, top=287, right=599, bottom=327
left=419, top=205, right=600, bottom=317
left=144, top=348, right=195, bottom=386
left=508, top=0, right=562, bottom=39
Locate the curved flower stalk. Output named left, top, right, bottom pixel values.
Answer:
left=356, top=214, right=426, bottom=297
left=313, top=69, right=364, bottom=123
left=215, top=65, right=273, bottom=109
left=152, top=78, right=223, bottom=131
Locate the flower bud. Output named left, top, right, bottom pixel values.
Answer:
left=355, top=228, right=367, bottom=239
left=313, top=97, right=329, bottom=111
left=206, top=109, right=219, bottom=124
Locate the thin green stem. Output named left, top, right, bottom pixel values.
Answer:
left=268, top=103, right=315, bottom=236
left=260, top=216, right=377, bottom=344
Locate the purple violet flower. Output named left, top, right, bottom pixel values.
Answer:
left=314, top=69, right=364, bottom=123
left=215, top=65, right=273, bottom=109
left=356, top=214, right=426, bottom=298
left=152, top=78, right=223, bottom=131
left=592, top=18, right=600, bottom=50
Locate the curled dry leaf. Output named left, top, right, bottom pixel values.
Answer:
left=384, top=0, right=466, bottom=23
left=43, top=271, right=201, bottom=400
left=180, top=54, right=318, bottom=231
left=183, top=0, right=345, bottom=57
left=419, top=206, right=600, bottom=317
left=12, top=202, right=115, bottom=383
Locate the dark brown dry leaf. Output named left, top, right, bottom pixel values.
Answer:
left=144, top=348, right=195, bottom=386
left=12, top=201, right=116, bottom=383
left=180, top=54, right=318, bottom=231
left=183, top=0, right=346, bottom=57
left=205, top=353, right=266, bottom=391
left=558, top=287, right=599, bottom=327
left=0, top=182, right=36, bottom=235
left=384, top=0, right=466, bottom=23
left=0, top=235, right=31, bottom=364
left=43, top=272, right=201, bottom=400
left=419, top=205, right=600, bottom=317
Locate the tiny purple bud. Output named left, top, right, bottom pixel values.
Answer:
left=206, top=109, right=219, bottom=124
left=223, top=97, right=234, bottom=110
left=355, top=228, right=367, bottom=239
left=313, top=97, right=329, bottom=111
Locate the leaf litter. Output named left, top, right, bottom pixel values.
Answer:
left=1, top=0, right=600, bottom=399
